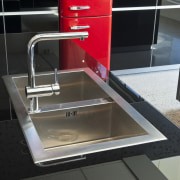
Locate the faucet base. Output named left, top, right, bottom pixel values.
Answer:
left=26, top=84, right=60, bottom=99
left=28, top=108, right=41, bottom=114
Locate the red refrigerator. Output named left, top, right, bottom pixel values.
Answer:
left=59, top=0, right=112, bottom=80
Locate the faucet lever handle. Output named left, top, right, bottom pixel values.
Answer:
left=54, top=68, right=58, bottom=84
left=52, top=68, right=60, bottom=95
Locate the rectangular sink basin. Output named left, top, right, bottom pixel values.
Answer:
left=31, top=101, right=147, bottom=150
left=3, top=68, right=166, bottom=166
left=13, top=70, right=109, bottom=109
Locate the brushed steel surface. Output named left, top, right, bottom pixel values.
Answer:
left=70, top=6, right=90, bottom=10
left=3, top=68, right=167, bottom=166
left=27, top=32, right=88, bottom=88
left=31, top=102, right=147, bottom=150
left=13, top=70, right=109, bottom=109
left=70, top=26, right=90, bottom=30
left=27, top=32, right=88, bottom=112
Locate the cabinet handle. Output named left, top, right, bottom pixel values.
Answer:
left=70, top=25, right=90, bottom=30
left=70, top=6, right=90, bottom=10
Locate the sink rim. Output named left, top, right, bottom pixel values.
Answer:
left=30, top=99, right=147, bottom=150
left=3, top=67, right=167, bottom=166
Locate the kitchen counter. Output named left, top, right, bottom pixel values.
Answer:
left=1, top=101, right=180, bottom=179
left=110, top=64, right=180, bottom=127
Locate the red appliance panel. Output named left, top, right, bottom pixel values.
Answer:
left=59, top=0, right=112, bottom=18
left=60, top=16, right=112, bottom=70
left=60, top=40, right=109, bottom=80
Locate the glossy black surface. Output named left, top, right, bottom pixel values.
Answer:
left=111, top=11, right=156, bottom=48
left=0, top=1, right=59, bottom=120
left=1, top=1, right=180, bottom=121
left=151, top=13, right=180, bottom=66
left=110, top=48, right=151, bottom=70
left=111, top=1, right=161, bottom=70
left=177, top=70, right=180, bottom=101
left=20, top=0, right=58, bottom=8
left=0, top=34, right=11, bottom=119
left=0, top=2, right=4, bottom=33
left=3, top=1, right=22, bottom=33
left=111, top=2, right=180, bottom=70
left=113, top=0, right=160, bottom=7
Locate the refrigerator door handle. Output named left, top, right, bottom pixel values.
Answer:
left=70, top=6, right=90, bottom=10
left=70, top=25, right=90, bottom=30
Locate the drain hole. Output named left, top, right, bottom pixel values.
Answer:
left=66, top=111, right=77, bottom=117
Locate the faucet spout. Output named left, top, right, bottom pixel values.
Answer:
left=26, top=32, right=88, bottom=113
left=27, top=32, right=88, bottom=88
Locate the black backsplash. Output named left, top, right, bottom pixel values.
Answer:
left=112, top=0, right=162, bottom=48
left=113, top=0, right=161, bottom=7
left=20, top=0, right=58, bottom=8
left=0, top=0, right=59, bottom=121
left=111, top=11, right=156, bottom=48
left=111, top=0, right=161, bottom=70
left=0, top=0, right=164, bottom=120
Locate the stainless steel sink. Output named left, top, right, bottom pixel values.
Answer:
left=3, top=68, right=166, bottom=166
left=30, top=101, right=147, bottom=150
left=13, top=70, right=109, bottom=109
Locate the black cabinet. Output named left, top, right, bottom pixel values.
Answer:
left=20, top=0, right=58, bottom=8
left=111, top=0, right=162, bottom=70
left=111, top=10, right=157, bottom=48
left=112, top=0, right=162, bottom=48
left=113, top=0, right=159, bottom=7
left=2, top=0, right=22, bottom=33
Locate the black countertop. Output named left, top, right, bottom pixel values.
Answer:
left=0, top=101, right=180, bottom=180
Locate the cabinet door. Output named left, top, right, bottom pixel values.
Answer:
left=59, top=0, right=112, bottom=17
left=60, top=16, right=112, bottom=71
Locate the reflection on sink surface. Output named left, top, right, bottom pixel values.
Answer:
left=14, top=70, right=109, bottom=109
left=31, top=101, right=147, bottom=150
left=3, top=68, right=166, bottom=166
